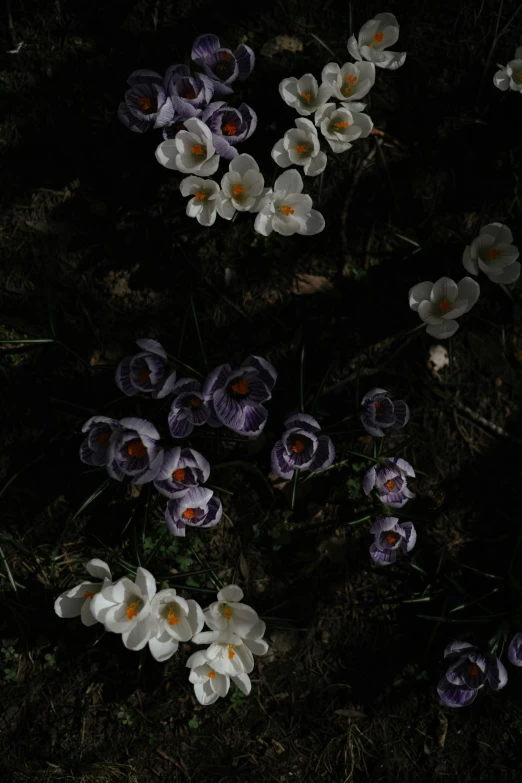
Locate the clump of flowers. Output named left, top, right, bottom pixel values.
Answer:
left=271, top=413, right=335, bottom=480
left=363, top=457, right=415, bottom=508
left=494, top=47, right=522, bottom=94
left=463, top=222, right=520, bottom=285
left=347, top=12, right=406, bottom=70
left=369, top=516, right=416, bottom=565
left=408, top=276, right=480, bottom=339
left=360, top=387, right=409, bottom=437
left=54, top=559, right=112, bottom=626
left=437, top=641, right=507, bottom=708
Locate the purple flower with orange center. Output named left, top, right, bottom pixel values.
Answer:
left=118, top=69, right=174, bottom=133
left=154, top=447, right=211, bottom=499
left=271, top=413, right=335, bottom=480
left=202, top=355, right=277, bottom=436
left=106, top=418, right=164, bottom=484
left=437, top=641, right=508, bottom=708
left=201, top=103, right=257, bottom=160
left=363, top=457, right=415, bottom=508
left=165, top=486, right=223, bottom=537
left=191, top=34, right=255, bottom=96
left=360, top=387, right=409, bottom=437
left=167, top=68, right=215, bottom=113
left=115, top=338, right=177, bottom=399
left=369, top=516, right=416, bottom=565
left=168, top=378, right=212, bottom=438
left=80, top=416, right=122, bottom=471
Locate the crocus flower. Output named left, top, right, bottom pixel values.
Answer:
left=462, top=222, right=520, bottom=284
left=315, top=103, right=373, bottom=153
left=363, top=457, right=415, bottom=508
left=91, top=567, right=157, bottom=651
left=369, top=516, right=416, bottom=565
left=148, top=589, right=204, bottom=663
left=216, top=154, right=266, bottom=219
left=347, top=12, right=406, bottom=70
left=508, top=633, right=522, bottom=666
left=154, top=447, right=210, bottom=499
left=191, top=632, right=255, bottom=676
left=186, top=649, right=252, bottom=705
left=271, top=118, right=327, bottom=177
left=279, top=73, right=333, bottom=116
left=167, top=71, right=215, bottom=113
left=254, top=169, right=325, bottom=237
left=54, top=559, right=112, bottom=627
left=106, top=418, right=164, bottom=484
left=494, top=48, right=522, bottom=93
left=155, top=118, right=219, bottom=176
left=201, top=102, right=257, bottom=160
left=437, top=641, right=508, bottom=708
left=360, top=388, right=409, bottom=437
left=191, top=33, right=255, bottom=95
left=321, top=61, right=375, bottom=106
left=168, top=378, right=211, bottom=438
left=118, top=70, right=174, bottom=133
left=179, top=176, right=220, bottom=226
left=203, top=585, right=263, bottom=639
left=408, top=276, right=480, bottom=339
left=115, top=338, right=177, bottom=399
left=165, top=486, right=222, bottom=537
left=80, top=416, right=121, bottom=469
left=271, top=413, right=335, bottom=480
left=202, top=355, right=277, bottom=436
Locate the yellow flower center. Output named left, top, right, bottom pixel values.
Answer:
left=295, top=144, right=308, bottom=155
left=333, top=121, right=349, bottom=130
left=167, top=606, right=180, bottom=625
left=233, top=183, right=246, bottom=197
left=369, top=31, right=384, bottom=48
left=191, top=144, right=204, bottom=155
left=138, top=368, right=151, bottom=385
left=468, top=662, right=480, bottom=676
left=222, top=122, right=237, bottom=136
left=385, top=480, right=396, bottom=490
left=439, top=298, right=452, bottom=314
left=137, top=96, right=152, bottom=111
left=96, top=431, right=110, bottom=446
left=386, top=531, right=399, bottom=545
left=126, top=601, right=140, bottom=620
left=279, top=205, right=295, bottom=216
left=208, top=669, right=216, bottom=679
left=223, top=605, right=233, bottom=619
left=300, top=91, right=311, bottom=102
left=194, top=191, right=207, bottom=201
left=228, top=644, right=236, bottom=659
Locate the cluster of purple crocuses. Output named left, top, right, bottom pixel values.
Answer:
left=118, top=33, right=256, bottom=161
left=80, top=339, right=277, bottom=536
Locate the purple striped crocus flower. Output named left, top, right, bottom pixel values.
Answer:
left=360, top=387, right=409, bottom=437
left=165, top=486, right=222, bottom=537
left=369, top=516, right=416, bottom=565
left=154, top=447, right=210, bottom=499
left=201, top=102, right=257, bottom=160
left=270, top=413, right=335, bottom=480
left=166, top=67, right=215, bottom=113
left=191, top=34, right=255, bottom=95
left=106, top=418, right=164, bottom=484
left=118, top=70, right=174, bottom=133
left=168, top=378, right=212, bottom=438
left=115, top=339, right=177, bottom=399
left=80, top=416, right=122, bottom=470
left=363, top=457, right=415, bottom=508
left=437, top=641, right=508, bottom=708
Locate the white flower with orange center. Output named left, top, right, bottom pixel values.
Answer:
left=254, top=169, right=325, bottom=237
left=191, top=630, right=256, bottom=676
left=463, top=222, right=520, bottom=284
left=179, top=175, right=220, bottom=226
left=186, top=649, right=252, bottom=705
left=148, top=588, right=204, bottom=662
left=203, top=584, right=264, bottom=639
left=409, top=276, right=480, bottom=339
left=54, top=559, right=112, bottom=627
left=279, top=73, right=333, bottom=116
left=348, top=12, right=406, bottom=70
left=494, top=48, right=522, bottom=93
left=271, top=118, right=327, bottom=176
left=321, top=61, right=375, bottom=107
left=91, top=567, right=158, bottom=651
left=216, top=154, right=266, bottom=220
left=155, top=117, right=219, bottom=176
left=315, top=103, right=373, bottom=153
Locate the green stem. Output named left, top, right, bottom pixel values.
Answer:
left=290, top=470, right=299, bottom=510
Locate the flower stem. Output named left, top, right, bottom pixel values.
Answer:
left=290, top=470, right=299, bottom=510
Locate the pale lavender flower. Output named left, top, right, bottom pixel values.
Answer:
left=369, top=516, right=416, bottom=565
left=154, top=447, right=210, bottom=499
left=270, top=413, right=335, bottom=480
left=118, top=70, right=174, bottom=133
left=168, top=378, right=212, bottom=438
left=106, top=418, right=164, bottom=484
left=115, top=339, right=177, bottom=399
left=191, top=34, right=255, bottom=95
left=437, top=641, right=508, bottom=708
left=360, top=387, right=409, bottom=437
left=165, top=486, right=222, bottom=537
left=363, top=458, right=415, bottom=508
left=80, top=416, right=122, bottom=469
left=201, top=102, right=257, bottom=159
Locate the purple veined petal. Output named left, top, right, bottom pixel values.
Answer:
left=200, top=100, right=229, bottom=123
left=386, top=457, right=415, bottom=478
left=135, top=338, right=167, bottom=360
left=181, top=448, right=211, bottom=483
left=194, top=496, right=222, bottom=528
left=168, top=409, right=195, bottom=439
left=391, top=400, right=409, bottom=429
left=485, top=653, right=508, bottom=691
left=211, top=133, right=238, bottom=160
left=237, top=103, right=257, bottom=140
left=164, top=63, right=191, bottom=89
left=119, top=418, right=160, bottom=441
left=172, top=377, right=202, bottom=395
left=118, top=102, right=151, bottom=133
left=213, top=387, right=245, bottom=431
left=369, top=543, right=397, bottom=565
left=399, top=521, right=417, bottom=553
left=307, top=435, right=335, bottom=472
left=283, top=412, right=320, bottom=433
left=360, top=411, right=385, bottom=437
left=192, top=33, right=220, bottom=64
left=372, top=396, right=395, bottom=428
left=443, top=640, right=477, bottom=659
left=133, top=448, right=164, bottom=485
left=202, top=364, right=232, bottom=398
left=437, top=676, right=478, bottom=708
left=281, top=428, right=317, bottom=467
left=227, top=370, right=271, bottom=404
left=241, top=404, right=268, bottom=436
left=240, top=355, right=278, bottom=391
left=154, top=370, right=178, bottom=399
left=115, top=356, right=139, bottom=396
left=370, top=516, right=399, bottom=536
left=235, top=44, right=255, bottom=80
left=207, top=79, right=235, bottom=97
left=361, top=388, right=388, bottom=406
left=271, top=440, right=295, bottom=480
left=155, top=447, right=183, bottom=481
left=508, top=633, right=522, bottom=666
left=127, top=69, right=163, bottom=87
left=362, top=466, right=377, bottom=495
left=380, top=491, right=409, bottom=509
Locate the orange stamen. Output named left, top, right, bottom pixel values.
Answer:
left=208, top=669, right=216, bottom=678
left=185, top=89, right=196, bottom=100
left=291, top=440, right=305, bottom=454
left=126, top=601, right=139, bottom=620
left=138, top=369, right=151, bottom=385
left=279, top=205, right=295, bottom=216
left=173, top=468, right=185, bottom=482
left=228, top=645, right=236, bottom=659
left=295, top=144, right=308, bottom=155
left=346, top=74, right=358, bottom=85
left=487, top=247, right=502, bottom=260
left=374, top=401, right=381, bottom=409
left=189, top=396, right=202, bottom=408
left=333, top=121, right=349, bottom=129
left=127, top=439, right=147, bottom=459
left=301, top=91, right=311, bottom=102
left=167, top=607, right=180, bottom=625
left=223, top=606, right=232, bottom=620
left=183, top=508, right=196, bottom=519
left=374, top=32, right=384, bottom=43
left=194, top=191, right=207, bottom=201
left=386, top=532, right=398, bottom=545
left=439, top=298, right=452, bottom=314
left=222, top=122, right=237, bottom=136
left=233, top=184, right=246, bottom=197
left=137, top=96, right=152, bottom=111
left=83, top=590, right=95, bottom=600
left=385, top=480, right=396, bottom=490
left=231, top=378, right=249, bottom=396
left=191, top=144, right=204, bottom=155
left=96, top=431, right=110, bottom=446
left=222, top=52, right=231, bottom=62
left=468, top=662, right=479, bottom=676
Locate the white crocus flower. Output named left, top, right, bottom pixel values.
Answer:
left=191, top=630, right=255, bottom=676
left=409, top=277, right=480, bottom=339
left=186, top=649, right=252, bottom=705
left=279, top=73, right=333, bottom=116
left=463, top=222, right=520, bottom=284
left=91, top=567, right=157, bottom=651
left=54, top=559, right=112, bottom=627
left=271, top=118, right=327, bottom=176
left=254, top=169, right=325, bottom=237
left=148, top=588, right=204, bottom=663
left=155, top=118, right=219, bottom=176
left=315, top=103, right=373, bottom=153
left=494, top=48, right=522, bottom=93
left=216, top=154, right=266, bottom=220
left=179, top=176, right=220, bottom=226
left=348, top=12, right=406, bottom=70
left=203, top=584, right=262, bottom=638
left=321, top=61, right=375, bottom=108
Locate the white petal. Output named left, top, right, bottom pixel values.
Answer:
left=81, top=598, right=98, bottom=626
left=408, top=280, right=433, bottom=311
left=347, top=34, right=361, bottom=61
left=194, top=681, right=219, bottom=705
left=155, top=140, right=179, bottom=170
left=135, top=567, right=156, bottom=601
left=54, top=592, right=84, bottom=619
left=297, top=209, right=325, bottom=235
left=274, top=168, right=304, bottom=196
left=231, top=672, right=252, bottom=695
left=431, top=277, right=458, bottom=304
left=85, top=559, right=111, bottom=580
left=149, top=633, right=179, bottom=662
left=457, top=277, right=480, bottom=312
left=217, top=585, right=244, bottom=602
left=122, top=615, right=156, bottom=651
left=254, top=210, right=273, bottom=236
left=187, top=599, right=205, bottom=636
left=304, top=151, right=327, bottom=176
left=271, top=139, right=292, bottom=168
left=426, top=320, right=459, bottom=339
left=462, top=246, right=478, bottom=275
left=216, top=193, right=236, bottom=220
left=490, top=261, right=521, bottom=284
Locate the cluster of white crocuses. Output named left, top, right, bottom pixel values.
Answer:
left=276, top=12, right=405, bottom=173
left=54, top=560, right=268, bottom=706
left=409, top=222, right=519, bottom=339
left=494, top=46, right=522, bottom=94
